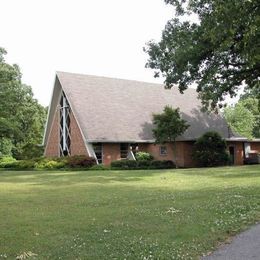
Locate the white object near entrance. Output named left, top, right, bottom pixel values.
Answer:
left=127, top=151, right=136, bottom=160
left=244, top=143, right=251, bottom=158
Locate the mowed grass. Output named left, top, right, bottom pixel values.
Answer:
left=0, top=166, right=260, bottom=259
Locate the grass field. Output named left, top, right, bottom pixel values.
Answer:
left=0, top=166, right=260, bottom=259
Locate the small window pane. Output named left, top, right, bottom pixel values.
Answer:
left=160, top=146, right=167, bottom=156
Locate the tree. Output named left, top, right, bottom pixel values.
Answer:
left=152, top=106, right=189, bottom=167
left=224, top=102, right=255, bottom=139
left=224, top=97, right=260, bottom=139
left=240, top=91, right=260, bottom=138
left=145, top=0, right=260, bottom=110
left=0, top=47, right=47, bottom=158
left=192, top=131, right=229, bottom=167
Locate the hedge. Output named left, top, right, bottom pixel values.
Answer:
left=0, top=155, right=96, bottom=170
left=111, top=159, right=175, bottom=170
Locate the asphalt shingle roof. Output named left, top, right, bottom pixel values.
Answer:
left=57, top=71, right=231, bottom=142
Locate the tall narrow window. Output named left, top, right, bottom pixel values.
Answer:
left=93, top=143, right=103, bottom=164
left=59, top=91, right=71, bottom=156
left=244, top=143, right=251, bottom=158
left=120, top=143, right=129, bottom=159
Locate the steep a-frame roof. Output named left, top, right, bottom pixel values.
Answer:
left=44, top=71, right=236, bottom=145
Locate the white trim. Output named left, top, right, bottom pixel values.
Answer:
left=42, top=74, right=58, bottom=145
left=59, top=75, right=93, bottom=158
left=43, top=86, right=63, bottom=157
left=127, top=151, right=136, bottom=160
left=92, top=143, right=103, bottom=164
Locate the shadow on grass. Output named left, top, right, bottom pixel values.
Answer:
left=0, top=165, right=259, bottom=187
left=0, top=169, right=163, bottom=185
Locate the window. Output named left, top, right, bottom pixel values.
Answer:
left=160, top=146, right=167, bottom=156
left=120, top=143, right=129, bottom=159
left=59, top=91, right=71, bottom=156
left=244, top=143, right=251, bottom=158
left=93, top=143, right=103, bottom=164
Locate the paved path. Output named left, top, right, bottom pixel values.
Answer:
left=202, top=224, right=260, bottom=260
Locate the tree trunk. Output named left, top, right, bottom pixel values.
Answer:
left=172, top=140, right=178, bottom=168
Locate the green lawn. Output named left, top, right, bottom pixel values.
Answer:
left=0, top=166, right=260, bottom=259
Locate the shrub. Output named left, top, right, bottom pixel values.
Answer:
left=135, top=152, right=153, bottom=161
left=111, top=160, right=138, bottom=169
left=192, top=131, right=230, bottom=167
left=89, top=164, right=110, bottom=170
left=35, top=159, right=66, bottom=169
left=0, top=159, right=35, bottom=169
left=9, top=160, right=36, bottom=170
left=150, top=160, right=175, bottom=169
left=0, top=156, right=96, bottom=170
left=0, top=156, right=17, bottom=168
left=137, top=160, right=151, bottom=168
left=66, top=155, right=96, bottom=168
left=111, top=159, right=175, bottom=170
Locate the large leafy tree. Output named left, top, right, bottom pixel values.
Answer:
left=0, top=48, right=47, bottom=158
left=145, top=0, right=260, bottom=110
left=224, top=97, right=260, bottom=139
left=224, top=102, right=255, bottom=139
left=152, top=106, right=189, bottom=167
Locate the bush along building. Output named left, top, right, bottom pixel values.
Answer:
left=43, top=72, right=260, bottom=166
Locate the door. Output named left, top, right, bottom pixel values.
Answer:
left=229, top=146, right=235, bottom=165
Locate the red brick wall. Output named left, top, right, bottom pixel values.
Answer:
left=182, top=142, right=197, bottom=167
left=250, top=142, right=260, bottom=153
left=139, top=142, right=196, bottom=168
left=70, top=113, right=88, bottom=156
left=44, top=109, right=88, bottom=157
left=44, top=110, right=59, bottom=157
left=227, top=142, right=244, bottom=165
left=102, top=143, right=121, bottom=165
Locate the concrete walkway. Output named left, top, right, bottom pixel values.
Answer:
left=202, top=224, right=260, bottom=260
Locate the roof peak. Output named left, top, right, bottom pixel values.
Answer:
left=56, top=70, right=174, bottom=88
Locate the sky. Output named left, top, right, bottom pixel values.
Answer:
left=1, top=0, right=176, bottom=106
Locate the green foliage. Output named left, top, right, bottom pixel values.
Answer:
left=111, top=159, right=175, bottom=170
left=150, top=160, right=175, bottom=169
left=5, top=160, right=36, bottom=170
left=15, top=144, right=45, bottom=160
left=66, top=155, right=96, bottom=168
left=35, top=159, right=66, bottom=170
left=192, top=131, right=230, bottom=167
left=152, top=106, right=189, bottom=143
left=0, top=156, right=16, bottom=168
left=0, top=48, right=47, bottom=158
left=135, top=152, right=153, bottom=161
left=240, top=97, right=260, bottom=138
left=145, top=0, right=260, bottom=110
left=0, top=156, right=96, bottom=170
left=111, top=160, right=138, bottom=169
left=0, top=138, right=13, bottom=156
left=152, top=106, right=189, bottom=167
left=224, top=101, right=256, bottom=139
